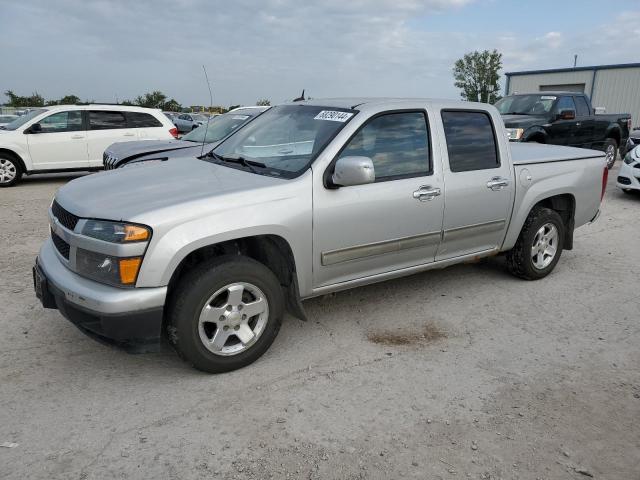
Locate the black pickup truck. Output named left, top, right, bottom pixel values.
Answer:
left=495, top=92, right=631, bottom=168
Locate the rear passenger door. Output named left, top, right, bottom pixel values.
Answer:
left=437, top=110, right=514, bottom=260
left=86, top=110, right=137, bottom=166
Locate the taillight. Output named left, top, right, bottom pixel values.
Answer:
left=169, top=127, right=178, bottom=138
left=601, top=166, right=608, bottom=200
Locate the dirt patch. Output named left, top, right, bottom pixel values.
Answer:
left=367, top=323, right=446, bottom=347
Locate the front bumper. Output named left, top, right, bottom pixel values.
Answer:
left=35, top=238, right=167, bottom=352
left=616, top=162, right=640, bottom=191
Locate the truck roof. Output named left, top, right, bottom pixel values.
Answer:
left=287, top=97, right=491, bottom=111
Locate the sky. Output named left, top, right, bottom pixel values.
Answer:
left=1, top=0, right=639, bottom=107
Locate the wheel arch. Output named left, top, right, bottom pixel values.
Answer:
left=0, top=148, right=27, bottom=173
left=504, top=192, right=576, bottom=252
left=605, top=126, right=621, bottom=145
left=164, top=234, right=307, bottom=321
left=523, top=127, right=548, bottom=144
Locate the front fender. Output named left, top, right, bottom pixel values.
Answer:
left=0, top=142, right=32, bottom=170
left=135, top=174, right=314, bottom=296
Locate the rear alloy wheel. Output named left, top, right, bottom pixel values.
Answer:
left=507, top=207, right=565, bottom=280
left=604, top=138, right=618, bottom=169
left=0, top=155, right=22, bottom=187
left=168, top=255, right=284, bottom=373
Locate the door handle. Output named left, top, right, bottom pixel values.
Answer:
left=413, top=185, right=441, bottom=202
left=486, top=176, right=510, bottom=191
left=123, top=132, right=136, bottom=137
left=575, top=122, right=581, bottom=127
left=70, top=134, right=84, bottom=139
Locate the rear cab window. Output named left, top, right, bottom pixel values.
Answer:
left=441, top=110, right=499, bottom=172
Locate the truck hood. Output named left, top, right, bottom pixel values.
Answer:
left=501, top=114, right=548, bottom=129
left=55, top=157, right=287, bottom=221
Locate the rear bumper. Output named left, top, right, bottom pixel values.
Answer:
left=35, top=239, right=167, bottom=352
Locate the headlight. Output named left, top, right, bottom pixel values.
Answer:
left=82, top=220, right=150, bottom=243
left=76, top=248, right=142, bottom=286
left=505, top=128, right=524, bottom=141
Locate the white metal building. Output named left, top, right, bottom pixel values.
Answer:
left=505, top=63, right=640, bottom=127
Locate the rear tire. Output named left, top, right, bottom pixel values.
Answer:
left=167, top=255, right=284, bottom=373
left=507, top=207, right=565, bottom=280
left=0, top=154, right=22, bottom=187
left=604, top=138, right=618, bottom=169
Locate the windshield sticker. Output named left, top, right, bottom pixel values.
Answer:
left=540, top=96, right=557, bottom=100
left=232, top=115, right=250, bottom=120
left=314, top=110, right=354, bottom=122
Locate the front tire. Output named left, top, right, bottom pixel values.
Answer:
left=604, top=138, right=618, bottom=169
left=507, top=207, right=565, bottom=280
left=168, top=255, right=284, bottom=373
left=0, top=155, right=22, bottom=187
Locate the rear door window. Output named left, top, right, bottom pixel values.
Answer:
left=441, top=111, right=499, bottom=172
left=89, top=111, right=127, bottom=130
left=125, top=112, right=163, bottom=128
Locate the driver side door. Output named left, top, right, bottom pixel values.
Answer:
left=312, top=110, right=445, bottom=288
left=26, top=110, right=89, bottom=170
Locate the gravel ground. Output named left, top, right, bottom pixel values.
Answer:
left=1, top=168, right=639, bottom=480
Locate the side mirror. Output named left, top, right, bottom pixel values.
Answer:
left=27, top=123, right=42, bottom=134
left=558, top=109, right=576, bottom=120
left=332, top=156, right=375, bottom=187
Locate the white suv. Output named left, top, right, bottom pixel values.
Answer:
left=0, top=105, right=178, bottom=187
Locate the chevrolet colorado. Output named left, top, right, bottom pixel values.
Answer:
left=34, top=98, right=607, bottom=373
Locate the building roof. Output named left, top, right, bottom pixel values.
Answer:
left=505, top=62, right=640, bottom=77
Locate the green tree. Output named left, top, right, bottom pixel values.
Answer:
left=4, top=90, right=45, bottom=107
left=453, top=50, right=502, bottom=104
left=256, top=98, right=271, bottom=106
left=162, top=99, right=182, bottom=112
left=134, top=90, right=167, bottom=108
left=45, top=94, right=82, bottom=106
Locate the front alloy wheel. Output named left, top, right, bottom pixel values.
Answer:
left=198, top=282, right=269, bottom=356
left=168, top=255, right=284, bottom=373
left=0, top=156, right=21, bottom=187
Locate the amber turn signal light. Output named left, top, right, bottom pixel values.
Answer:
left=123, top=225, right=150, bottom=242
left=119, top=257, right=142, bottom=285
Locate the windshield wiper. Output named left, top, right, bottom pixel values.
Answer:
left=504, top=112, right=529, bottom=115
left=206, top=151, right=266, bottom=173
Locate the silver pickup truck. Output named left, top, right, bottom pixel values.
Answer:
left=34, top=98, right=607, bottom=373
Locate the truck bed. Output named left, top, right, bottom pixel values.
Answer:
left=511, top=142, right=605, bottom=165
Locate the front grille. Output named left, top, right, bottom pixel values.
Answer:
left=103, top=151, right=119, bottom=170
left=52, top=200, right=79, bottom=231
left=51, top=231, right=70, bottom=259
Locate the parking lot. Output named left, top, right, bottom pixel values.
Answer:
left=1, top=169, right=639, bottom=479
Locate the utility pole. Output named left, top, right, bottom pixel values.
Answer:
left=573, top=54, right=578, bottom=68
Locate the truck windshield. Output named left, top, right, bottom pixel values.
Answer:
left=182, top=112, right=256, bottom=143
left=494, top=95, right=556, bottom=115
left=210, top=105, right=357, bottom=177
left=1, top=109, right=47, bottom=130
